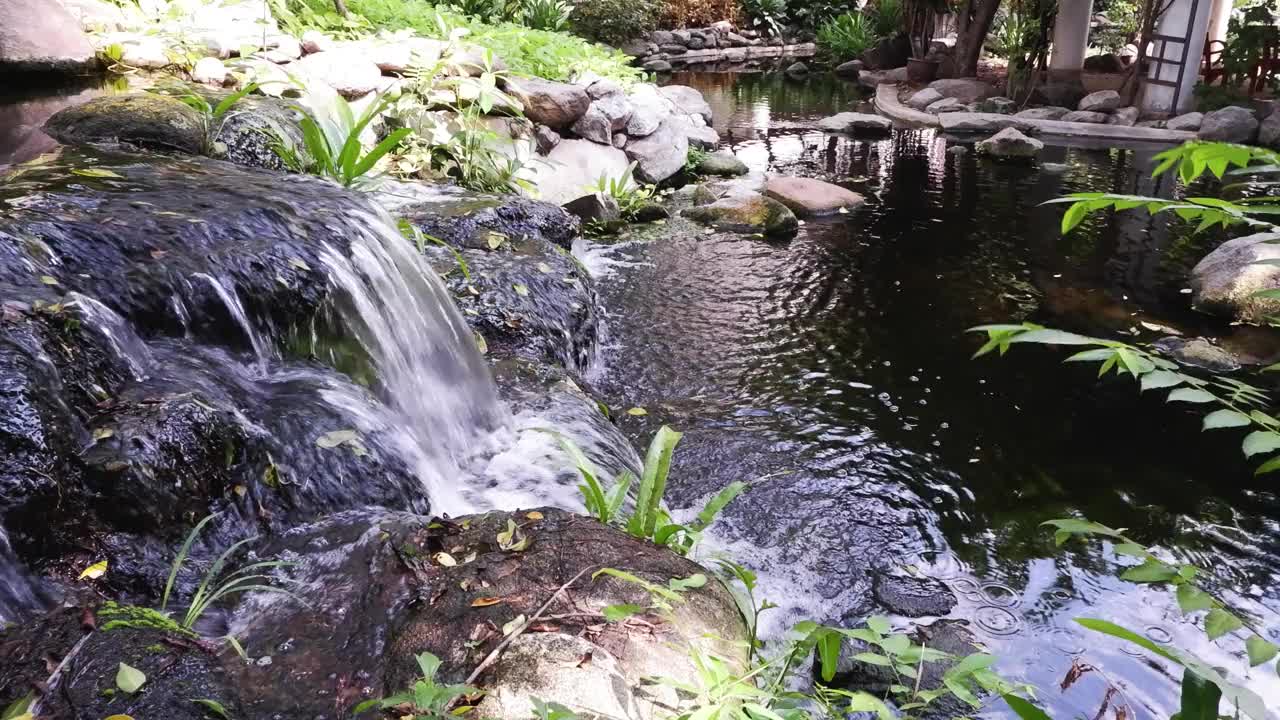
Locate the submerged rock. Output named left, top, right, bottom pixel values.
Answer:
left=683, top=192, right=799, bottom=238
left=764, top=176, right=864, bottom=217
left=1153, top=336, right=1243, bottom=373
left=871, top=572, right=958, bottom=617
left=817, top=112, right=893, bottom=134
left=1190, top=232, right=1280, bottom=323
left=44, top=93, right=207, bottom=154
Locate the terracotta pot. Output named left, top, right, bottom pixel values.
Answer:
left=906, top=57, right=940, bottom=83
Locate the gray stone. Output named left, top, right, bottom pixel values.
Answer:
left=504, top=77, right=590, bottom=130
left=44, top=93, right=206, bottom=154
left=937, top=113, right=1040, bottom=133
left=293, top=50, right=382, bottom=97
left=592, top=92, right=633, bottom=131
left=929, top=78, right=997, bottom=104
left=570, top=103, right=612, bottom=144
left=659, top=44, right=688, bottom=54
left=927, top=97, right=968, bottom=114
left=1060, top=110, right=1108, bottom=123
left=625, top=84, right=673, bottom=137
left=817, top=112, right=892, bottom=134
left=681, top=118, right=720, bottom=149
left=1191, top=232, right=1280, bottom=323
left=0, top=0, right=97, bottom=74
left=626, top=117, right=689, bottom=184
left=59, top=0, right=127, bottom=32
left=1166, top=111, right=1204, bottom=132
left=119, top=35, right=169, bottom=69
left=1014, top=106, right=1070, bottom=120
left=1260, top=112, right=1280, bottom=147
left=1152, top=337, right=1242, bottom=373
left=1107, top=106, right=1140, bottom=126
left=975, top=96, right=1017, bottom=114
left=975, top=126, right=1043, bottom=160
left=697, top=151, right=749, bottom=176
left=534, top=124, right=560, bottom=154
left=660, top=85, right=713, bottom=123
left=1078, top=89, right=1122, bottom=112
left=619, top=38, right=651, bottom=57
left=192, top=56, right=228, bottom=85
left=682, top=193, right=799, bottom=237
left=612, top=132, right=627, bottom=148
left=1198, top=105, right=1258, bottom=143
left=764, top=176, right=865, bottom=217
left=872, top=573, right=958, bottom=617
left=785, top=61, right=809, bottom=77
left=562, top=192, right=621, bottom=224
left=300, top=30, right=335, bottom=54
left=651, top=31, right=676, bottom=46
left=642, top=59, right=673, bottom=72
left=586, top=78, right=624, bottom=100
left=907, top=88, right=943, bottom=110
left=835, top=59, right=864, bottom=77
left=530, top=139, right=631, bottom=204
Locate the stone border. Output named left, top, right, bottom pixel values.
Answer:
left=874, top=83, right=1198, bottom=145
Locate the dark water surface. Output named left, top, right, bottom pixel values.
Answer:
left=589, top=71, right=1280, bottom=716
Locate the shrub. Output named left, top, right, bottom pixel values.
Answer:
left=569, top=0, right=662, bottom=44
left=741, top=0, right=788, bottom=38
left=868, top=0, right=902, bottom=38
left=816, top=11, right=875, bottom=61
left=659, top=0, right=739, bottom=29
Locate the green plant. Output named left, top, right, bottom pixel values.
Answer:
left=1222, top=0, right=1280, bottom=92
left=519, top=0, right=574, bottom=30
left=868, top=0, right=903, bottom=39
left=741, top=0, right=789, bottom=39
left=397, top=218, right=472, bottom=280
left=569, top=0, right=662, bottom=45
left=1193, top=83, right=1252, bottom=112
left=167, top=82, right=264, bottom=154
left=816, top=12, right=876, bottom=61
left=587, top=161, right=656, bottom=219
left=272, top=91, right=413, bottom=188
left=1089, top=0, right=1139, bottom=52
left=354, top=651, right=480, bottom=718
left=684, top=146, right=709, bottom=174
left=162, top=513, right=294, bottom=630
left=449, top=0, right=511, bottom=22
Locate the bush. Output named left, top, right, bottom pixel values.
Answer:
left=570, top=0, right=662, bottom=44
left=867, top=0, right=902, bottom=38
left=741, top=0, right=788, bottom=38
left=660, top=0, right=739, bottom=29
left=816, top=11, right=875, bottom=60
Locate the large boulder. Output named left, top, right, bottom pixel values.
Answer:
left=44, top=93, right=207, bottom=154
left=530, top=138, right=631, bottom=205
left=625, top=83, right=674, bottom=137
left=625, top=117, right=689, bottom=184
left=660, top=85, right=713, bottom=123
left=1107, top=106, right=1140, bottom=126
left=1259, top=111, right=1280, bottom=147
left=976, top=126, right=1043, bottom=160
left=1078, top=89, right=1121, bottom=112
left=817, top=112, right=892, bottom=134
left=1190, top=232, right=1280, bottom=323
left=928, top=78, right=997, bottom=104
left=835, top=59, right=864, bottom=77
left=0, top=0, right=97, bottom=75
left=211, top=94, right=307, bottom=171
left=1198, top=105, right=1259, bottom=143
left=696, top=151, right=749, bottom=177
left=505, top=77, right=590, bottom=130
left=572, top=93, right=633, bottom=144
left=291, top=49, right=382, bottom=97
left=682, top=191, right=799, bottom=237
left=1166, top=111, right=1204, bottom=132
left=764, top=176, right=865, bottom=217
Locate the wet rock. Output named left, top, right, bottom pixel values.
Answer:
left=1153, top=337, right=1243, bottom=373
left=817, top=112, right=893, bottom=134
left=0, top=606, right=86, bottom=707
left=976, top=126, right=1043, bottom=160
left=1198, top=105, right=1258, bottom=143
left=1014, top=106, right=1070, bottom=120
left=505, top=78, right=590, bottom=130
left=392, top=184, right=580, bottom=251
left=683, top=193, right=799, bottom=238
left=871, top=573, right=958, bottom=617
left=785, top=61, right=810, bottom=77
left=696, top=151, right=749, bottom=176
left=633, top=203, right=671, bottom=222
left=0, top=0, right=97, bottom=75
left=1060, top=110, right=1108, bottom=123
left=928, top=78, right=996, bottom=104
left=292, top=49, right=382, bottom=97
left=927, top=97, right=968, bottom=114
left=1259, top=111, right=1280, bottom=147
left=643, top=59, right=673, bottom=72
left=1107, top=105, right=1140, bottom=126
left=211, top=94, right=306, bottom=171
left=764, top=176, right=864, bottom=217
left=660, top=85, right=713, bottom=123
left=563, top=192, right=621, bottom=224
left=1190, top=232, right=1280, bottom=323
left=192, top=56, right=228, bottom=85
left=835, top=59, right=864, bottom=77
left=626, top=117, right=689, bottom=184
left=1078, top=89, right=1121, bottom=112
left=1166, top=111, right=1204, bottom=132
left=908, top=88, right=943, bottom=110
left=44, top=93, right=206, bottom=154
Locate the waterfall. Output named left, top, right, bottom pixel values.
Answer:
left=0, top=526, right=42, bottom=624
left=194, top=272, right=272, bottom=361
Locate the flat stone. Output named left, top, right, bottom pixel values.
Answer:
left=642, top=59, right=672, bottom=72
left=660, top=85, right=713, bottom=123
left=975, top=96, right=1016, bottom=114
left=1191, top=232, right=1280, bottom=323
left=1152, top=337, right=1242, bottom=373
left=764, top=176, right=865, bottom=217
left=293, top=50, right=382, bottom=97
left=1015, top=106, right=1070, bottom=120
left=835, top=59, right=864, bottom=77
left=696, top=151, right=749, bottom=176
left=1166, top=111, right=1203, bottom=131
left=927, top=97, right=968, bottom=114
left=1078, top=89, right=1121, bottom=112
left=817, top=112, right=892, bottom=134
left=505, top=78, right=590, bottom=130
left=1198, top=105, right=1259, bottom=143
left=907, top=88, right=943, bottom=110
left=1107, top=106, right=1140, bottom=126
left=928, top=78, right=996, bottom=104
left=976, top=126, right=1043, bottom=160
left=0, top=0, right=97, bottom=74
left=1060, top=110, right=1108, bottom=123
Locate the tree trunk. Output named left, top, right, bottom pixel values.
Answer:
left=953, top=0, right=1002, bottom=77
left=333, top=0, right=349, bottom=18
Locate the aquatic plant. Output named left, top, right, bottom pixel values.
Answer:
left=271, top=91, right=413, bottom=189
left=586, top=161, right=656, bottom=219
left=816, top=12, right=876, bottom=61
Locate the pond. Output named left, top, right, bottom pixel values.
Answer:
left=586, top=70, right=1280, bottom=717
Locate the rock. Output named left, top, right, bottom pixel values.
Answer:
left=292, top=49, right=383, bottom=97
left=505, top=78, right=590, bottom=130
left=120, top=35, right=169, bottom=69
left=1260, top=112, right=1280, bottom=147
left=1190, top=232, right=1280, bottom=323
left=937, top=112, right=1039, bottom=133
left=563, top=192, right=621, bottom=224
left=907, top=88, right=943, bottom=110
left=817, top=112, right=892, bottom=134
left=680, top=116, right=720, bottom=149
left=633, top=203, right=670, bottom=222
left=59, top=0, right=127, bottom=32
left=1083, top=53, right=1123, bottom=73
left=1078, top=89, right=1122, bottom=112
left=725, top=32, right=750, bottom=47
left=363, top=39, right=412, bottom=72
left=212, top=95, right=307, bottom=170
left=626, top=117, right=689, bottom=184
left=571, top=103, right=613, bottom=144
left=682, top=193, right=799, bottom=237
left=1014, top=106, right=1070, bottom=120
left=927, top=97, right=968, bottom=114
left=612, top=132, right=627, bottom=148
left=697, top=151, right=749, bottom=176
left=532, top=138, right=631, bottom=204
left=660, top=85, right=713, bottom=123
left=534, top=124, right=561, bottom=154
left=785, top=61, right=809, bottom=77
left=835, top=59, right=864, bottom=77
left=872, top=572, right=958, bottom=617
left=625, top=84, right=673, bottom=137
left=642, top=59, right=673, bottom=72
left=270, top=34, right=303, bottom=61
left=1199, top=105, right=1259, bottom=143
left=975, top=96, right=1017, bottom=114
left=651, top=31, right=676, bottom=46
left=975, top=126, right=1043, bottom=160
left=1107, top=105, right=1140, bottom=126
left=659, top=43, right=687, bottom=54
left=592, top=92, right=634, bottom=132
left=228, top=58, right=292, bottom=96
left=0, top=0, right=97, bottom=75
left=1152, top=337, right=1242, bottom=373
left=300, top=29, right=334, bottom=54
left=619, top=38, right=651, bottom=57
left=1166, top=111, right=1203, bottom=131
left=929, top=78, right=996, bottom=104
left=1060, top=110, right=1108, bottom=123
left=192, top=56, right=228, bottom=85
left=764, top=176, right=865, bottom=217
left=44, top=93, right=206, bottom=154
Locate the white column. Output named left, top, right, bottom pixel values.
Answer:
left=1141, top=0, right=1215, bottom=114
left=1207, top=0, right=1232, bottom=46
left=1050, top=0, right=1095, bottom=73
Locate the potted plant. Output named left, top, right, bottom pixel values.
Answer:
left=904, top=0, right=947, bottom=82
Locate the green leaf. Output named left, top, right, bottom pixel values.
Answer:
left=72, top=167, right=123, bottom=178
left=1257, top=454, right=1280, bottom=475
left=1242, top=430, right=1280, bottom=458
left=1075, top=618, right=1180, bottom=663
left=1168, top=388, right=1216, bottom=404
left=1176, top=583, right=1214, bottom=613
left=1177, top=668, right=1222, bottom=720
left=1061, top=202, right=1089, bottom=233
left=947, top=653, right=997, bottom=677
left=1007, top=329, right=1097, bottom=346
left=1246, top=635, right=1279, bottom=666
left=1204, top=608, right=1243, bottom=640
left=667, top=573, right=707, bottom=592
left=692, top=481, right=745, bottom=531
left=602, top=603, right=645, bottom=622
left=818, top=630, right=841, bottom=681
left=866, top=615, right=891, bottom=636
left=843, top=692, right=895, bottom=720
left=1203, top=409, right=1252, bottom=430
left=116, top=662, right=147, bottom=693
left=191, top=698, right=232, bottom=719
left=1120, top=558, right=1178, bottom=583
left=1001, top=694, right=1052, bottom=720
left=850, top=651, right=892, bottom=667
left=1141, top=370, right=1184, bottom=391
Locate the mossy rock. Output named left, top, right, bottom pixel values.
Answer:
left=44, top=93, right=206, bottom=155
left=695, top=151, right=749, bottom=177
left=681, top=194, right=799, bottom=238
